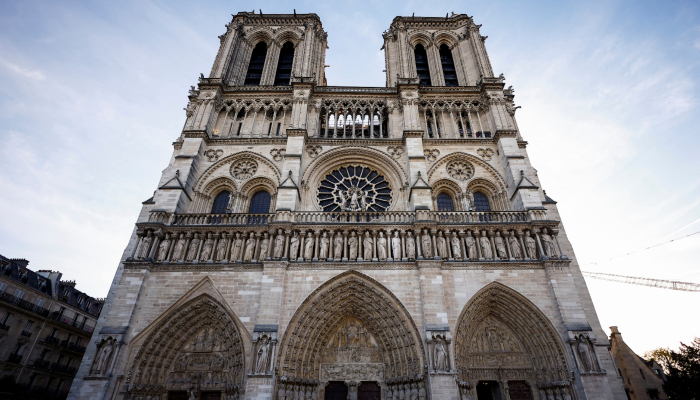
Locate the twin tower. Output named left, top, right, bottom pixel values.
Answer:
left=68, top=12, right=626, bottom=400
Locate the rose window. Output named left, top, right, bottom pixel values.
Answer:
left=230, top=160, right=258, bottom=180
left=447, top=160, right=474, bottom=181
left=318, top=165, right=392, bottom=212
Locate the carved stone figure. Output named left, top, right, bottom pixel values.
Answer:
left=437, top=231, right=448, bottom=259
left=304, top=232, right=315, bottom=260
left=243, top=234, right=256, bottom=262
left=577, top=335, right=597, bottom=372
left=255, top=336, right=271, bottom=373
left=91, top=340, right=113, bottom=374
left=258, top=233, right=270, bottom=260
left=465, top=231, right=477, bottom=259
left=215, top=234, right=228, bottom=261
left=377, top=232, right=388, bottom=260
left=137, top=232, right=152, bottom=259
left=418, top=382, right=426, bottom=400
left=186, top=234, right=200, bottom=261
left=273, top=230, right=285, bottom=259
left=410, top=383, right=418, bottom=400
left=451, top=232, right=462, bottom=258
left=334, top=233, right=343, bottom=259
left=525, top=233, right=537, bottom=259
left=509, top=232, right=522, bottom=259
left=348, top=232, right=358, bottom=260
left=290, top=232, right=300, bottom=260
left=434, top=339, right=449, bottom=371
left=494, top=232, right=508, bottom=259
left=278, top=385, right=286, bottom=400
left=172, top=234, right=187, bottom=261
left=391, top=231, right=402, bottom=260
left=541, top=230, right=558, bottom=258
left=319, top=232, right=330, bottom=259
left=200, top=234, right=214, bottom=261
left=479, top=232, right=493, bottom=259
left=406, top=231, right=416, bottom=260
left=421, top=229, right=432, bottom=258
left=467, top=189, right=475, bottom=210
left=363, top=231, right=373, bottom=260
left=231, top=232, right=243, bottom=261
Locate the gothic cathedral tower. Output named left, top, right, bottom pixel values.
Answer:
left=69, top=12, right=626, bottom=400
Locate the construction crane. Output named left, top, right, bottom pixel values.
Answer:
left=582, top=271, right=700, bottom=292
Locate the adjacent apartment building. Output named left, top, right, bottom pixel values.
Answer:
left=0, top=254, right=103, bottom=399
left=609, top=327, right=668, bottom=400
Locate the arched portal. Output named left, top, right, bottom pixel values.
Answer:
left=454, top=283, right=574, bottom=400
left=125, top=294, right=246, bottom=400
left=276, top=271, right=426, bottom=399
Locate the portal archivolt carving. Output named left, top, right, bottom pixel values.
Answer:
left=125, top=294, right=246, bottom=400
left=275, top=271, right=426, bottom=398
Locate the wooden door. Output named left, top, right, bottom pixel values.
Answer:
left=508, top=381, right=533, bottom=400
left=325, top=381, right=348, bottom=400
left=358, top=381, right=381, bottom=400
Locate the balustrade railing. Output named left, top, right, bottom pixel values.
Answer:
left=0, top=291, right=50, bottom=317
left=171, top=213, right=274, bottom=226
left=430, top=211, right=530, bottom=223
left=291, top=211, right=415, bottom=224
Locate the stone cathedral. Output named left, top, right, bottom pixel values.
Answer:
left=68, top=11, right=626, bottom=400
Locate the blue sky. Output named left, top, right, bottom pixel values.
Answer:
left=1, top=0, right=699, bottom=353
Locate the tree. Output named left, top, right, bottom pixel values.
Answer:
left=644, top=347, right=675, bottom=374
left=654, top=337, right=700, bottom=400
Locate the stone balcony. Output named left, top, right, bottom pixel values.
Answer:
left=129, top=209, right=566, bottom=266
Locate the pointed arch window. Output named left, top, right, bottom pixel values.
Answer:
left=440, top=44, right=458, bottom=86
left=473, top=192, right=491, bottom=211
left=437, top=193, right=455, bottom=211
left=211, top=191, right=231, bottom=214
left=244, top=42, right=267, bottom=86
left=248, top=190, right=271, bottom=214
left=274, top=42, right=295, bottom=86
left=414, top=44, right=432, bottom=86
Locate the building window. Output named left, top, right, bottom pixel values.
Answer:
left=0, top=282, right=6, bottom=294
left=244, top=41, right=267, bottom=86
left=473, top=192, right=491, bottom=211
left=77, top=296, right=84, bottom=307
left=437, top=193, right=455, bottom=211
left=62, top=288, right=70, bottom=300
left=439, top=44, right=458, bottom=86
left=211, top=191, right=231, bottom=214
left=1, top=312, right=13, bottom=327
left=318, top=165, right=392, bottom=212
left=248, top=191, right=271, bottom=214
left=274, top=41, right=295, bottom=86
left=14, top=289, right=25, bottom=300
left=414, top=44, right=432, bottom=86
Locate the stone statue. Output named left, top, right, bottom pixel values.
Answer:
left=171, top=234, right=186, bottom=261
left=360, top=192, right=369, bottom=211
left=377, top=232, right=388, bottom=260
left=137, top=232, right=152, bottom=259
left=231, top=232, right=243, bottom=262
left=434, top=339, right=449, bottom=371
left=410, top=383, right=418, bottom=400
left=304, top=232, right=315, bottom=260
left=465, top=231, right=477, bottom=259
left=289, top=232, right=300, bottom=260
left=479, top=232, right=492, bottom=259
left=278, top=384, right=286, bottom=400
left=436, top=231, right=448, bottom=259
left=467, top=189, right=475, bottom=210
left=348, top=382, right=358, bottom=400
left=319, top=231, right=330, bottom=259
left=363, top=231, right=373, bottom=260
left=349, top=188, right=360, bottom=211
left=418, top=382, right=426, bottom=400
left=305, top=386, right=312, bottom=400
left=255, top=336, right=270, bottom=373
left=200, top=234, right=214, bottom=261
left=258, top=233, right=270, bottom=260
left=451, top=232, right=462, bottom=259
left=387, top=387, right=394, bottom=400
left=421, top=229, right=432, bottom=258
left=334, top=233, right=343, bottom=259
left=273, top=230, right=285, bottom=259
left=406, top=231, right=416, bottom=260
left=494, top=232, right=508, bottom=259
left=337, top=189, right=347, bottom=210
left=186, top=234, right=200, bottom=261
left=348, top=232, right=358, bottom=260
left=243, top=234, right=256, bottom=262
left=285, top=384, right=293, bottom=400
left=577, top=336, right=596, bottom=371
left=391, top=231, right=402, bottom=260
left=91, top=340, right=113, bottom=374
left=541, top=230, right=558, bottom=258
left=215, top=234, right=228, bottom=261
left=525, top=233, right=537, bottom=259
left=508, top=232, right=522, bottom=259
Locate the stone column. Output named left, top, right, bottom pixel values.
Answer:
left=283, top=230, right=291, bottom=261
left=459, top=232, right=467, bottom=262
left=552, top=228, right=567, bottom=259
left=503, top=230, right=514, bottom=261
left=400, top=231, right=407, bottom=261
left=313, top=231, right=320, bottom=262
left=517, top=230, right=528, bottom=260
left=533, top=229, right=547, bottom=260
left=372, top=231, right=378, bottom=261
left=181, top=233, right=192, bottom=263
left=342, top=231, right=348, bottom=262
left=431, top=229, right=439, bottom=260
left=488, top=230, right=498, bottom=261
left=475, top=231, right=483, bottom=260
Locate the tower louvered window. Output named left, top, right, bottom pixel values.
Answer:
left=440, top=44, right=458, bottom=86
left=244, top=42, right=267, bottom=86
left=414, top=44, right=432, bottom=86
left=274, top=42, right=295, bottom=86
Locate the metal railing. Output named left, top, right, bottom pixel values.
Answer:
left=0, top=291, right=50, bottom=317
left=48, top=312, right=95, bottom=334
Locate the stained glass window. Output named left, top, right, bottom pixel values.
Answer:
left=248, top=191, right=271, bottom=214
left=318, top=165, right=392, bottom=212
left=437, top=193, right=455, bottom=211
left=211, top=191, right=231, bottom=214
left=473, top=192, right=491, bottom=211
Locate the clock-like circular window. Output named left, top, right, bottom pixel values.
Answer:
left=317, top=165, right=392, bottom=212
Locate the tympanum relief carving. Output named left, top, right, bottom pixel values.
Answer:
left=466, top=316, right=528, bottom=368
left=323, top=317, right=381, bottom=363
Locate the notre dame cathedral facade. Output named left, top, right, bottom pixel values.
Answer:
left=68, top=11, right=626, bottom=400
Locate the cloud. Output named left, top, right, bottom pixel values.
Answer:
left=0, top=56, right=45, bottom=80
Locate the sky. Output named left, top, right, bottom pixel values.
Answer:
left=1, top=0, right=699, bottom=355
